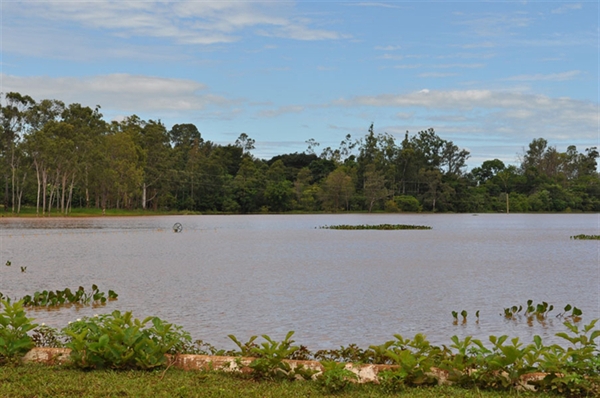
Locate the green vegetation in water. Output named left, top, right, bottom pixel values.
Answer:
left=0, top=285, right=118, bottom=308
left=570, top=234, right=600, bottom=240
left=320, top=224, right=432, bottom=230
left=502, top=300, right=582, bottom=323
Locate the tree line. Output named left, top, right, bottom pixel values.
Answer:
left=1, top=92, right=598, bottom=215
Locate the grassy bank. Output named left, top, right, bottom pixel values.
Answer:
left=0, top=364, right=555, bottom=398
left=0, top=206, right=198, bottom=218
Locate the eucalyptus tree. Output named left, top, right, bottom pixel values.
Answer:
left=0, top=92, right=35, bottom=212
left=59, top=103, right=106, bottom=213
left=235, top=133, right=255, bottom=155
left=355, top=124, right=397, bottom=206
left=22, top=98, right=65, bottom=214
left=139, top=120, right=173, bottom=210
left=102, top=129, right=144, bottom=209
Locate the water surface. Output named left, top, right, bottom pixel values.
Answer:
left=1, top=213, right=598, bottom=351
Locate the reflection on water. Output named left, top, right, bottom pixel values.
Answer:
left=0, top=213, right=598, bottom=351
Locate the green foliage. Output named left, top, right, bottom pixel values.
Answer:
left=571, top=234, right=600, bottom=240
left=16, top=285, right=118, bottom=308
left=228, top=334, right=258, bottom=357
left=317, top=360, right=357, bottom=393
left=320, top=224, right=431, bottom=230
left=393, top=195, right=422, bottom=212
left=1, top=298, right=598, bottom=396
left=247, top=331, right=300, bottom=380
left=535, top=320, right=600, bottom=395
left=0, top=300, right=38, bottom=364
left=3, top=90, right=600, bottom=215
left=62, top=310, right=191, bottom=370
left=314, top=344, right=368, bottom=363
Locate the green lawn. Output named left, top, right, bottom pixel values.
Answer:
left=0, top=364, right=561, bottom=398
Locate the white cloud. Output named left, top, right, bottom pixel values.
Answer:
left=393, top=64, right=423, bottom=69
left=0, top=73, right=239, bottom=114
left=435, top=63, right=485, bottom=69
left=2, top=0, right=349, bottom=57
left=551, top=3, right=583, bottom=14
left=331, top=89, right=598, bottom=142
left=349, top=2, right=405, bottom=9
left=375, top=45, right=401, bottom=51
left=461, top=42, right=495, bottom=49
left=417, top=73, right=458, bottom=78
left=505, top=70, right=581, bottom=81
left=258, top=105, right=305, bottom=118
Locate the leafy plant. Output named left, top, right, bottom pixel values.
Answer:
left=16, top=285, right=118, bottom=308
left=317, top=360, right=357, bottom=393
left=228, top=334, right=258, bottom=357
left=314, top=343, right=367, bottom=363
left=63, top=310, right=191, bottom=370
left=230, top=331, right=301, bottom=380
left=556, top=304, right=583, bottom=322
left=0, top=300, right=38, bottom=364
left=535, top=319, right=600, bottom=395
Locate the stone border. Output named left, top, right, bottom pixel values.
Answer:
left=22, top=347, right=545, bottom=390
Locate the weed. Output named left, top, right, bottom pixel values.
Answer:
left=0, top=300, right=38, bottom=364
left=317, top=360, right=357, bottom=393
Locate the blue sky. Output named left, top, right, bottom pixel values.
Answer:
left=1, top=1, right=598, bottom=169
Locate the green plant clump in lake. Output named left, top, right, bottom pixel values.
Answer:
left=570, top=234, right=600, bottom=240
left=0, top=285, right=118, bottom=308
left=320, top=224, right=432, bottom=230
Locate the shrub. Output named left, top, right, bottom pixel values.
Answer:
left=0, top=300, right=38, bottom=364
left=62, top=310, right=191, bottom=370
left=394, top=195, right=421, bottom=212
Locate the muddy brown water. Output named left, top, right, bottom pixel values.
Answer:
left=1, top=213, right=598, bottom=351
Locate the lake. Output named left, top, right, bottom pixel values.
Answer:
left=0, top=213, right=598, bottom=351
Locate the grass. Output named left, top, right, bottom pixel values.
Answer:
left=0, top=206, right=195, bottom=218
left=0, top=364, right=558, bottom=398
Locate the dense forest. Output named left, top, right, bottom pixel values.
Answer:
left=1, top=92, right=598, bottom=215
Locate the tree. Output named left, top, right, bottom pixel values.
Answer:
left=264, top=160, right=293, bottom=212
left=102, top=131, right=143, bottom=209
left=235, top=133, right=255, bottom=155
left=363, top=164, right=387, bottom=212
left=232, top=157, right=266, bottom=213
left=320, top=166, right=354, bottom=212
left=1, top=92, right=35, bottom=212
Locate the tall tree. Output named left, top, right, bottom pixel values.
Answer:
left=1, top=92, right=35, bottom=212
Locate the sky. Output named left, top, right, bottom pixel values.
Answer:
left=1, top=0, right=598, bottom=169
